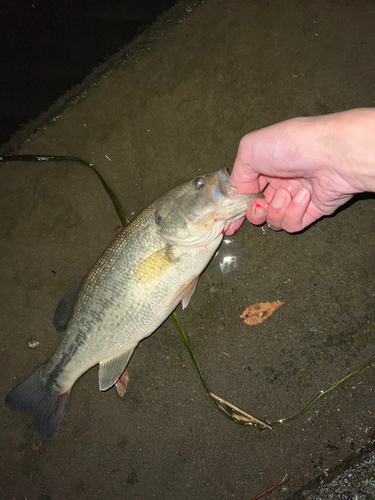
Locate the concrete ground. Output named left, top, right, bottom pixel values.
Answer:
left=1, top=1, right=375, bottom=498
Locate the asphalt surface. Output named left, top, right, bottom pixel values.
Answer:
left=1, top=1, right=375, bottom=499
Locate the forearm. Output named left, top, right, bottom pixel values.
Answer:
left=306, top=108, right=375, bottom=194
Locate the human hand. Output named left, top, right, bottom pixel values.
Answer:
left=226, top=108, right=375, bottom=234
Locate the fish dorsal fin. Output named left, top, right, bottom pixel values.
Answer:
left=133, top=247, right=176, bottom=284
left=167, top=276, right=199, bottom=310
left=53, top=280, right=82, bottom=332
left=99, top=347, right=136, bottom=391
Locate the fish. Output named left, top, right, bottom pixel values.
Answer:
left=5, top=168, right=261, bottom=438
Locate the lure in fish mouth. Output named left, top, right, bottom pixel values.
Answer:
left=5, top=168, right=262, bottom=438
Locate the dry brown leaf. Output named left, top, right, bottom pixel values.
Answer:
left=242, top=301, right=285, bottom=326
left=210, top=392, right=272, bottom=429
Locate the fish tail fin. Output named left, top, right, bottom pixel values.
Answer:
left=5, top=369, right=71, bottom=438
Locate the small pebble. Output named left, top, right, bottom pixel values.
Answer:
left=28, top=340, right=40, bottom=348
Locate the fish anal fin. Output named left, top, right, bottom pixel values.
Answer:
left=167, top=276, right=199, bottom=310
left=99, top=347, right=136, bottom=391
left=115, top=369, right=130, bottom=398
left=133, top=247, right=176, bottom=284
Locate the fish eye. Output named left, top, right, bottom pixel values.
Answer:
left=194, top=178, right=206, bottom=189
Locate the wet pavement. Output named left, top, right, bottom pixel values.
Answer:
left=1, top=1, right=375, bottom=498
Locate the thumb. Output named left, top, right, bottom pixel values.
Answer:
left=230, top=160, right=261, bottom=194
left=230, top=135, right=262, bottom=193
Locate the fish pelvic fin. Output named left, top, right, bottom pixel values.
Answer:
left=5, top=368, right=71, bottom=438
left=181, top=276, right=199, bottom=309
left=99, top=347, right=136, bottom=391
left=166, top=276, right=199, bottom=310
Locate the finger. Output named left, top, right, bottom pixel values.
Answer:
left=245, top=198, right=268, bottom=225
left=281, top=188, right=311, bottom=232
left=263, top=179, right=304, bottom=202
left=225, top=217, right=244, bottom=235
left=266, top=188, right=292, bottom=230
left=226, top=197, right=267, bottom=235
left=263, top=184, right=276, bottom=203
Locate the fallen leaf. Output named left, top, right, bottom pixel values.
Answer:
left=242, top=301, right=285, bottom=326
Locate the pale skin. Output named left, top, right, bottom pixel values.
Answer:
left=226, top=108, right=375, bottom=234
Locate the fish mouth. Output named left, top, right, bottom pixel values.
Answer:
left=216, top=168, right=238, bottom=198
left=214, top=168, right=263, bottom=222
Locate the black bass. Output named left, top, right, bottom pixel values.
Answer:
left=5, top=168, right=260, bottom=437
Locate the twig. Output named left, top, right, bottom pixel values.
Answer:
left=250, top=475, right=289, bottom=500
left=209, top=392, right=272, bottom=430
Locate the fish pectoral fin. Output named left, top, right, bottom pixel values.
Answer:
left=133, top=247, right=176, bottom=284
left=53, top=279, right=83, bottom=332
left=99, top=347, right=136, bottom=391
left=168, top=276, right=199, bottom=310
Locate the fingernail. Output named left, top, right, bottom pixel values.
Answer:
left=251, top=202, right=267, bottom=218
left=271, top=190, right=286, bottom=209
left=294, top=188, right=308, bottom=203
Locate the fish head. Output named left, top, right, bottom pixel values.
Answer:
left=155, top=168, right=262, bottom=247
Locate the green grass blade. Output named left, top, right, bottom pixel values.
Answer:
left=170, top=312, right=210, bottom=394
left=0, top=154, right=129, bottom=227
left=270, top=351, right=375, bottom=428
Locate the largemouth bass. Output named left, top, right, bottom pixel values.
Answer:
left=5, top=168, right=260, bottom=437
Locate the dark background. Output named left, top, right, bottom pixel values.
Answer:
left=0, top=0, right=177, bottom=146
